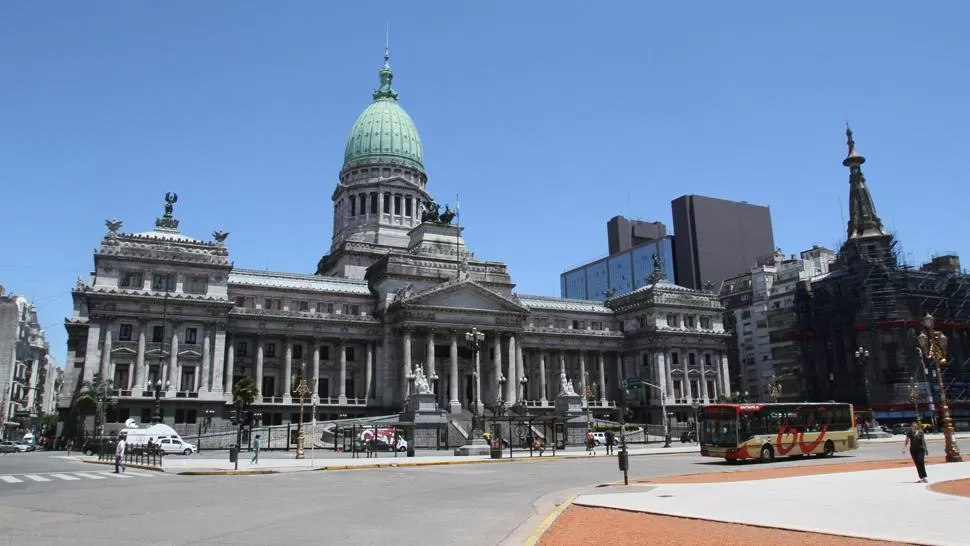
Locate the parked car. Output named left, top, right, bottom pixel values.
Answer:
left=14, top=440, right=35, bottom=452
left=156, top=437, right=197, bottom=455
left=1, top=440, right=22, bottom=453
left=81, top=437, right=116, bottom=456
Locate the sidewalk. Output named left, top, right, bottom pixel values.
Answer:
left=571, top=461, right=970, bottom=546
left=96, top=444, right=698, bottom=474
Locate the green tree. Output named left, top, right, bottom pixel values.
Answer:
left=38, top=412, right=59, bottom=436
left=232, top=378, right=258, bottom=405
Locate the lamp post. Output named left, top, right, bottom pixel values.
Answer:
left=768, top=376, right=782, bottom=403
left=464, top=328, right=485, bottom=417
left=917, top=314, right=962, bottom=462
left=855, top=347, right=874, bottom=427
left=152, top=379, right=170, bottom=424
left=293, top=365, right=312, bottom=460
left=908, top=375, right=921, bottom=424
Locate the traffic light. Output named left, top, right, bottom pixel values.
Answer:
left=229, top=409, right=238, bottom=426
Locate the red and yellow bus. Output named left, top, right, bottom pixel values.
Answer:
left=699, top=403, right=859, bottom=462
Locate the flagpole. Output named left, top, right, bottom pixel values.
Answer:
left=455, top=193, right=461, bottom=277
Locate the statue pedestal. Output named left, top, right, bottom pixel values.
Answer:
left=400, top=393, right=447, bottom=450
left=455, top=415, right=491, bottom=456
left=556, top=393, right=588, bottom=447
left=555, top=393, right=584, bottom=416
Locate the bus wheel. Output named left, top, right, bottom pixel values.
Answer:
left=819, top=440, right=835, bottom=458
left=759, top=445, right=774, bottom=463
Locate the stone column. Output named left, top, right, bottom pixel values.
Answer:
left=615, top=353, right=623, bottom=399
left=492, top=334, right=503, bottom=403
left=255, top=337, right=264, bottom=399
left=201, top=331, right=211, bottom=393
left=365, top=342, right=373, bottom=401
left=506, top=335, right=517, bottom=404
left=579, top=352, right=587, bottom=407
left=168, top=329, right=179, bottom=394
left=312, top=341, right=321, bottom=401
left=283, top=340, right=293, bottom=403
left=515, top=341, right=524, bottom=401
left=559, top=351, right=566, bottom=375
left=598, top=352, right=607, bottom=406
left=426, top=330, right=435, bottom=383
left=402, top=329, right=412, bottom=401
left=656, top=352, right=668, bottom=403
left=224, top=337, right=235, bottom=396
left=449, top=334, right=460, bottom=413
left=539, top=352, right=548, bottom=404
left=338, top=340, right=348, bottom=404
left=135, top=323, right=146, bottom=390
left=682, top=350, right=692, bottom=403
left=211, top=328, right=226, bottom=396
left=700, top=354, right=709, bottom=402
left=83, top=322, right=102, bottom=383
left=100, top=328, right=112, bottom=378
left=720, top=352, right=731, bottom=395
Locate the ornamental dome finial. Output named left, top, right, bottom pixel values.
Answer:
left=373, top=42, right=398, bottom=101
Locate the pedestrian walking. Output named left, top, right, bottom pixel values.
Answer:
left=903, top=421, right=929, bottom=483
left=604, top=429, right=615, bottom=455
left=114, top=436, right=127, bottom=474
left=251, top=434, right=261, bottom=464
left=586, top=430, right=596, bottom=455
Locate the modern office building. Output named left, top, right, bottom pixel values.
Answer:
left=671, top=194, right=776, bottom=290
left=562, top=216, right=675, bottom=301
left=58, top=50, right=731, bottom=440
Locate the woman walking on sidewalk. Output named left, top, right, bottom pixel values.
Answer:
left=903, top=421, right=929, bottom=483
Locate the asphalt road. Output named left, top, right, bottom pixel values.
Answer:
left=0, top=442, right=922, bottom=545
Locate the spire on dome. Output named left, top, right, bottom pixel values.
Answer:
left=842, top=126, right=887, bottom=240
left=372, top=40, right=399, bottom=101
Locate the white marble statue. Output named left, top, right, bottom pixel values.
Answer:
left=413, top=366, right=432, bottom=395
left=557, top=371, right=578, bottom=397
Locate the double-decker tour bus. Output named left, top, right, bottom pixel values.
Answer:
left=699, top=402, right=858, bottom=462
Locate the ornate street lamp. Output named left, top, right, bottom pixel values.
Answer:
left=464, top=328, right=485, bottom=417
left=152, top=379, right=170, bottom=424
left=293, top=364, right=312, bottom=459
left=855, top=347, right=874, bottom=426
left=917, top=314, right=962, bottom=462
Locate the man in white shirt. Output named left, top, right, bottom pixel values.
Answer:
left=114, top=437, right=127, bottom=474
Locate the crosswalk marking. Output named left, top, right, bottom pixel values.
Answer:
left=49, top=474, right=81, bottom=481
left=100, top=472, right=133, bottom=479
left=0, top=470, right=163, bottom=485
left=1, top=476, right=23, bottom=483
left=124, top=471, right=155, bottom=478
left=23, top=475, right=51, bottom=482
left=72, top=472, right=106, bottom=480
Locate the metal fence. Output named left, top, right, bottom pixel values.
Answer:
left=97, top=447, right=163, bottom=468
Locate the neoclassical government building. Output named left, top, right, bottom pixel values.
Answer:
left=58, top=50, right=731, bottom=435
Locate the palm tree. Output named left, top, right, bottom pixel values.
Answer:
left=232, top=378, right=258, bottom=405
left=72, top=373, right=115, bottom=437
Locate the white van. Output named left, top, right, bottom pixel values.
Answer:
left=120, top=422, right=196, bottom=455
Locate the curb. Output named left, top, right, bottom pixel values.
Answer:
left=315, top=455, right=565, bottom=471
left=524, top=495, right=576, bottom=546
left=81, top=459, right=166, bottom=473
left=176, top=469, right=279, bottom=476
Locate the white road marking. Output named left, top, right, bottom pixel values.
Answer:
left=49, top=473, right=81, bottom=481
left=123, top=471, right=155, bottom=478
left=73, top=473, right=106, bottom=480
left=1, top=476, right=24, bottom=483
left=100, top=472, right=133, bottom=478
left=23, top=475, right=51, bottom=482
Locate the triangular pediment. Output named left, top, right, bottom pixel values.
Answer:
left=402, top=280, right=529, bottom=314
left=178, top=349, right=203, bottom=359
left=111, top=346, right=137, bottom=355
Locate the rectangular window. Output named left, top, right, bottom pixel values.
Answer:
left=740, top=309, right=751, bottom=319
left=152, top=326, right=164, bottom=343
left=685, top=315, right=695, bottom=328
left=180, top=367, right=195, bottom=392
left=350, top=197, right=356, bottom=216
left=688, top=353, right=696, bottom=366
left=299, top=301, right=309, bottom=312
left=370, top=192, right=378, bottom=214
left=394, top=195, right=401, bottom=215
left=666, top=314, right=677, bottom=327
left=700, top=316, right=712, bottom=329
left=670, top=352, right=680, bottom=366
left=141, top=408, right=151, bottom=423
left=237, top=341, right=249, bottom=357
left=673, top=380, right=683, bottom=400
left=316, top=302, right=326, bottom=313
left=707, top=380, right=717, bottom=399
left=120, top=271, right=143, bottom=288
left=185, top=276, right=208, bottom=295
left=320, top=346, right=331, bottom=360
left=152, top=273, right=176, bottom=291
left=266, top=343, right=277, bottom=358
left=343, top=304, right=360, bottom=316
left=293, top=345, right=303, bottom=359
left=113, top=364, right=130, bottom=390
left=234, top=296, right=246, bottom=307
left=572, top=320, right=586, bottom=330
left=185, top=328, right=198, bottom=345
left=405, top=197, right=413, bottom=217
left=591, top=321, right=603, bottom=331
left=119, top=324, right=133, bottom=341
left=345, top=346, right=356, bottom=362
left=534, top=317, right=549, bottom=328
left=383, top=193, right=391, bottom=213
left=690, top=380, right=699, bottom=399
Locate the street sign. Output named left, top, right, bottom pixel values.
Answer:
left=623, top=379, right=643, bottom=391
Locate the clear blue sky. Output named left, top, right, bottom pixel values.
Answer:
left=1, top=2, right=967, bottom=366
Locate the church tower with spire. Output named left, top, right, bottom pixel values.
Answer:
left=837, top=126, right=896, bottom=270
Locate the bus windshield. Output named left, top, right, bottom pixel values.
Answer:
left=699, top=406, right=739, bottom=447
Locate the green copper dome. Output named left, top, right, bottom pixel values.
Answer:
left=342, top=49, right=424, bottom=172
